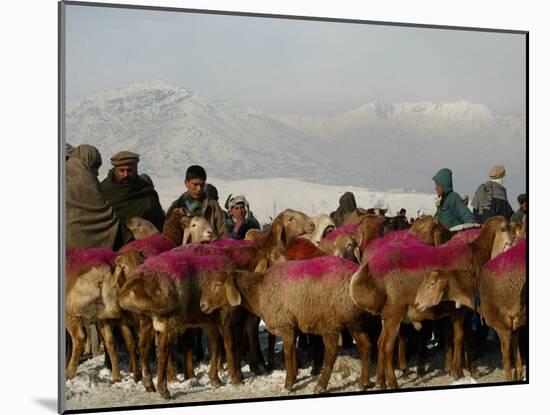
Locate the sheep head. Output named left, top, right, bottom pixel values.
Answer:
left=414, top=271, right=448, bottom=312
left=126, top=217, right=159, bottom=240
left=332, top=234, right=360, bottom=263
left=410, top=215, right=452, bottom=246
left=111, top=250, right=146, bottom=287
left=479, top=216, right=514, bottom=259
left=356, top=214, right=385, bottom=250
left=200, top=270, right=243, bottom=314
left=270, top=209, right=315, bottom=248
left=180, top=215, right=215, bottom=244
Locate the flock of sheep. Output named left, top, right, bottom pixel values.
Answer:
left=65, top=206, right=527, bottom=400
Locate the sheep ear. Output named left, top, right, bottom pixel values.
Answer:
left=254, top=258, right=268, bottom=273
left=354, top=246, right=362, bottom=264
left=271, top=216, right=286, bottom=248
left=111, top=265, right=123, bottom=286
left=225, top=275, right=242, bottom=307
left=181, top=216, right=192, bottom=244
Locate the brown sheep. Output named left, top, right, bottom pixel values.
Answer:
left=415, top=237, right=526, bottom=381
left=253, top=208, right=315, bottom=272
left=199, top=256, right=374, bottom=394
left=119, top=251, right=238, bottom=399
left=349, top=216, right=514, bottom=389
left=65, top=248, right=146, bottom=382
left=126, top=217, right=159, bottom=240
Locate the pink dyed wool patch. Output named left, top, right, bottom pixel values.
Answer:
left=369, top=241, right=471, bottom=279
left=485, top=237, right=526, bottom=277
left=443, top=228, right=481, bottom=247
left=280, top=256, right=359, bottom=280
left=119, top=234, right=176, bottom=258
left=66, top=248, right=116, bottom=277
left=211, top=238, right=256, bottom=249
left=323, top=224, right=358, bottom=242
left=140, top=251, right=233, bottom=281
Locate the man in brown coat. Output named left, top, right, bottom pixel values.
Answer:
left=167, top=165, right=227, bottom=237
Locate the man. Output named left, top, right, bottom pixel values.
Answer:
left=432, top=167, right=475, bottom=229
left=510, top=193, right=527, bottom=225
left=330, top=191, right=358, bottom=227
left=100, top=151, right=165, bottom=232
left=471, top=165, right=514, bottom=224
left=224, top=194, right=260, bottom=240
left=167, top=165, right=227, bottom=237
left=66, top=144, right=127, bottom=249
left=399, top=208, right=407, bottom=217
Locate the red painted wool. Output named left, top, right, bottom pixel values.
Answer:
left=287, top=237, right=326, bottom=260
left=485, top=237, right=526, bottom=277
left=66, top=248, right=116, bottom=277
left=140, top=251, right=233, bottom=281
left=369, top=241, right=471, bottom=279
left=279, top=256, right=359, bottom=280
left=211, top=238, right=256, bottom=249
left=322, top=224, right=358, bottom=242
left=118, top=234, right=176, bottom=258
left=174, top=243, right=227, bottom=257
left=443, top=229, right=481, bottom=247
left=362, top=230, right=425, bottom=259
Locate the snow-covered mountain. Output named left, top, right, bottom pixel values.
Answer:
left=66, top=80, right=526, bottom=196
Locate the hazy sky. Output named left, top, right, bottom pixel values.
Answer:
left=65, top=4, right=526, bottom=116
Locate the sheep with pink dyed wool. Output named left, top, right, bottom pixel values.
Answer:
left=199, top=255, right=374, bottom=394
left=119, top=250, right=241, bottom=399
left=415, top=237, right=526, bottom=381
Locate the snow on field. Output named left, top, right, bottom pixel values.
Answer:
left=65, top=330, right=524, bottom=411
left=155, top=177, right=437, bottom=224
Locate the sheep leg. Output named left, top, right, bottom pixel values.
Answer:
left=397, top=331, right=407, bottom=373
left=281, top=330, right=297, bottom=391
left=119, top=318, right=141, bottom=383
left=66, top=317, right=85, bottom=379
left=309, top=334, right=324, bottom=376
left=247, top=315, right=269, bottom=374
left=449, top=312, right=464, bottom=379
left=443, top=318, right=454, bottom=374
left=138, top=316, right=156, bottom=393
left=221, top=319, right=241, bottom=385
left=167, top=353, right=177, bottom=383
left=512, top=329, right=523, bottom=380
left=292, top=336, right=299, bottom=382
left=348, top=322, right=373, bottom=390
left=314, top=331, right=340, bottom=394
left=463, top=319, right=480, bottom=378
left=206, top=325, right=223, bottom=387
left=415, top=323, right=429, bottom=377
left=98, top=320, right=122, bottom=382
left=494, top=325, right=513, bottom=381
left=156, top=327, right=175, bottom=399
left=381, top=314, right=402, bottom=389
left=65, top=331, right=72, bottom=370
left=268, top=333, right=276, bottom=371
left=375, top=325, right=387, bottom=388
left=181, top=330, right=196, bottom=380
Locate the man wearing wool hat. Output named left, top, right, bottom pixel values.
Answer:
left=471, top=164, right=514, bottom=224
left=99, top=150, right=165, bottom=233
left=224, top=194, right=260, bottom=239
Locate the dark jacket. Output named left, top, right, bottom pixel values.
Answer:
left=510, top=208, right=525, bottom=225
left=433, top=168, right=475, bottom=229
left=330, top=192, right=358, bottom=227
left=472, top=181, right=514, bottom=224
left=167, top=192, right=228, bottom=237
left=100, top=169, right=166, bottom=232
left=225, top=213, right=261, bottom=240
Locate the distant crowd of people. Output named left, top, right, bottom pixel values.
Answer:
left=65, top=143, right=526, bottom=251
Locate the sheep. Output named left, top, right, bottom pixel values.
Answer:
left=302, top=214, right=336, bottom=245
left=414, top=237, right=527, bottom=381
left=253, top=209, right=315, bottom=273
left=199, top=256, right=374, bottom=394
left=349, top=216, right=514, bottom=389
left=65, top=248, right=146, bottom=382
left=126, top=217, right=159, bottom=240
left=173, top=239, right=269, bottom=376
left=119, top=251, right=238, bottom=399
left=162, top=207, right=215, bottom=245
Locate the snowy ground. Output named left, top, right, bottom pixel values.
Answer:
left=65, top=329, right=525, bottom=411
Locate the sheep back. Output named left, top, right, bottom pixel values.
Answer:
left=118, top=234, right=176, bottom=258
left=485, top=237, right=526, bottom=277
left=66, top=247, right=116, bottom=278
